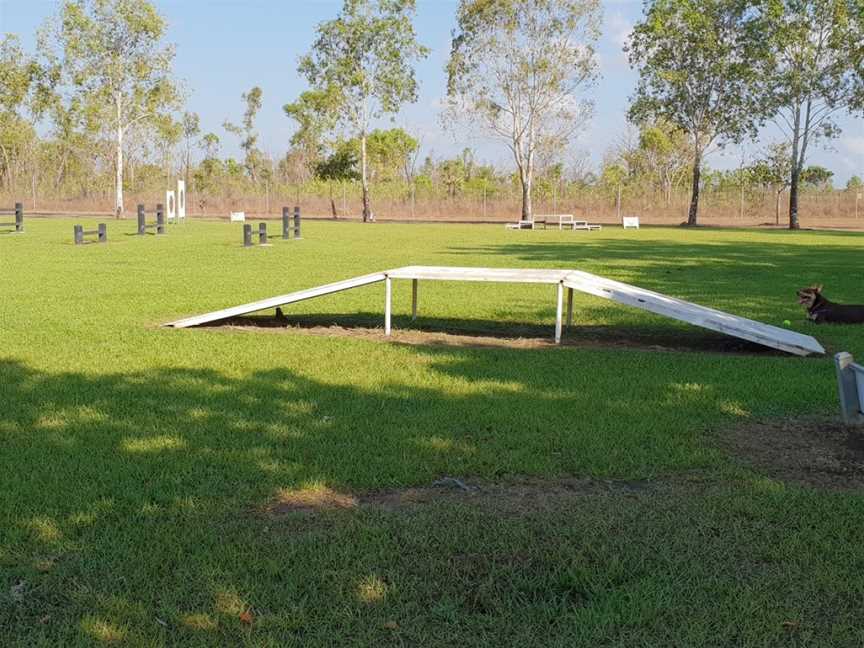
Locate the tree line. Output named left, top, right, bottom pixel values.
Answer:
left=1, top=0, right=862, bottom=228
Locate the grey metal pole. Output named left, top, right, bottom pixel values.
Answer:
left=74, top=225, right=83, bottom=245
left=156, top=204, right=165, bottom=234
left=384, top=276, right=392, bottom=335
left=137, top=204, right=146, bottom=235
left=243, top=224, right=252, bottom=247
left=259, top=222, right=268, bottom=245
left=293, top=206, right=301, bottom=239
left=282, top=206, right=290, bottom=239
left=98, top=223, right=107, bottom=243
left=14, top=202, right=23, bottom=232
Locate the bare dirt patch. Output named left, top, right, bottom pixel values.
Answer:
left=209, top=314, right=790, bottom=356
left=717, top=418, right=864, bottom=490
left=268, top=476, right=659, bottom=518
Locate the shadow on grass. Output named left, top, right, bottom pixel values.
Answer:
left=210, top=312, right=789, bottom=356
left=0, top=348, right=845, bottom=644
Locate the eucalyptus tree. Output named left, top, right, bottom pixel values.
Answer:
left=628, top=0, right=771, bottom=225
left=762, top=0, right=864, bottom=228
left=224, top=87, right=264, bottom=184
left=181, top=112, right=200, bottom=190
left=0, top=34, right=38, bottom=192
left=38, top=0, right=180, bottom=217
left=445, top=0, right=600, bottom=221
left=297, top=0, right=428, bottom=222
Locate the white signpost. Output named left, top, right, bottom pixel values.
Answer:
left=177, top=180, right=186, bottom=221
left=165, top=190, right=176, bottom=223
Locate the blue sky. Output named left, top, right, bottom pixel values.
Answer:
left=2, top=0, right=863, bottom=184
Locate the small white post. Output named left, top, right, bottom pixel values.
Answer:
left=555, top=282, right=564, bottom=344
left=566, top=287, right=574, bottom=327
left=384, top=276, right=392, bottom=336
left=411, top=279, right=418, bottom=321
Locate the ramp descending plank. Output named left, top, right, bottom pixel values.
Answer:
left=164, top=272, right=387, bottom=328
left=562, top=270, right=824, bottom=357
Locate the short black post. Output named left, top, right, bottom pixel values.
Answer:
left=282, top=206, right=290, bottom=240
left=243, top=223, right=252, bottom=247
left=98, top=223, right=107, bottom=243
left=259, top=222, right=268, bottom=245
left=74, top=224, right=83, bottom=245
left=137, top=204, right=146, bottom=235
left=156, top=204, right=165, bottom=234
left=14, top=202, right=23, bottom=232
left=293, top=205, right=301, bottom=239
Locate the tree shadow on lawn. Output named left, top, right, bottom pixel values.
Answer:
left=0, top=349, right=847, bottom=643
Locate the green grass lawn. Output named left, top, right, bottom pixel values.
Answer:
left=2, top=217, right=864, bottom=646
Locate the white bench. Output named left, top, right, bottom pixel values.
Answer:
left=229, top=211, right=246, bottom=222
left=835, top=352, right=864, bottom=425
left=506, top=215, right=601, bottom=231
left=623, top=216, right=640, bottom=229
left=505, top=219, right=542, bottom=230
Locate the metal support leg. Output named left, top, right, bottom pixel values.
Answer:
left=566, top=287, right=573, bottom=327
left=555, top=282, right=564, bottom=344
left=411, top=279, right=418, bottom=321
left=384, top=276, right=392, bottom=336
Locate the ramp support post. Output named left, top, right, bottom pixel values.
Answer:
left=411, top=279, right=418, bottom=320
left=384, top=276, right=392, bottom=336
left=555, top=282, right=564, bottom=344
left=566, top=287, right=573, bottom=327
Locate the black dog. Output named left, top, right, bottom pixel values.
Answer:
left=797, top=285, right=864, bottom=324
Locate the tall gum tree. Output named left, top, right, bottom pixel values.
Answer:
left=297, top=0, right=428, bottom=222
left=38, top=0, right=179, bottom=217
left=627, top=0, right=771, bottom=225
left=762, top=0, right=864, bottom=229
left=445, top=0, right=600, bottom=222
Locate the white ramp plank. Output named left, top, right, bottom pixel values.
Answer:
left=165, top=272, right=387, bottom=328
left=562, top=271, right=824, bottom=356
left=387, top=266, right=571, bottom=284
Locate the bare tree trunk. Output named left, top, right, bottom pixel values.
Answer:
left=775, top=188, right=782, bottom=225
left=687, top=150, right=702, bottom=226
left=521, top=171, right=533, bottom=221
left=329, top=182, right=337, bottom=218
left=788, top=167, right=800, bottom=230
left=360, top=133, right=370, bottom=222
left=115, top=93, right=124, bottom=218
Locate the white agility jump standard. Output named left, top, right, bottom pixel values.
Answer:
left=164, top=266, right=824, bottom=356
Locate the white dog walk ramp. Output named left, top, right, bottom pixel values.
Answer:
left=164, top=265, right=824, bottom=356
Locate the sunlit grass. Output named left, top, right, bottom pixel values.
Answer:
left=1, top=218, right=863, bottom=645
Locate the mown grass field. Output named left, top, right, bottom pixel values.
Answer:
left=2, top=217, right=864, bottom=646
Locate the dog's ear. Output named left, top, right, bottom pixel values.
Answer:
left=815, top=284, right=823, bottom=293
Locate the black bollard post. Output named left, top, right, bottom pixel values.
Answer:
left=137, top=204, right=146, bottom=235
left=243, top=223, right=252, bottom=247
left=282, top=206, right=290, bottom=240
left=14, top=202, right=23, bottom=232
left=259, top=222, right=268, bottom=245
left=156, top=204, right=165, bottom=234
left=293, top=206, right=301, bottom=239
left=98, top=223, right=107, bottom=243
left=74, top=225, right=83, bottom=245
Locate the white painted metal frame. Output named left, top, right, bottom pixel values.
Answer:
left=164, top=265, right=825, bottom=356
